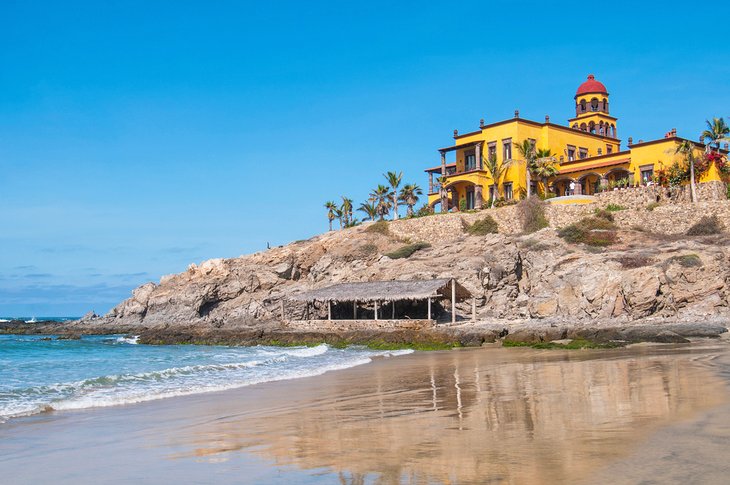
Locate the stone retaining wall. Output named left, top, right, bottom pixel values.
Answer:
left=388, top=192, right=730, bottom=242
left=594, top=181, right=728, bottom=209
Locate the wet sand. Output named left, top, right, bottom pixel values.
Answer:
left=2, top=342, right=730, bottom=484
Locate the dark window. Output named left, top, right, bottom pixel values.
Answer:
left=640, top=167, right=654, bottom=184
left=602, top=99, right=608, bottom=111
left=465, top=153, right=476, bottom=171
left=567, top=146, right=576, bottom=161
left=580, top=99, right=586, bottom=112
left=487, top=142, right=497, bottom=159
left=502, top=139, right=512, bottom=160
left=606, top=145, right=613, bottom=154
left=579, top=148, right=588, bottom=159
left=591, top=98, right=599, bottom=112
left=503, top=183, right=513, bottom=200
left=465, top=189, right=475, bottom=209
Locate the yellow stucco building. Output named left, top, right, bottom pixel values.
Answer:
left=426, top=75, right=727, bottom=210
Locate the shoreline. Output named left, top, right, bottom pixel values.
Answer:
left=2, top=341, right=729, bottom=484
left=2, top=318, right=728, bottom=349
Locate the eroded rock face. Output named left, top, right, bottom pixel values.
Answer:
left=97, top=209, right=730, bottom=333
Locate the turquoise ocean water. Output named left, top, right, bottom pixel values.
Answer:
left=0, top=334, right=411, bottom=423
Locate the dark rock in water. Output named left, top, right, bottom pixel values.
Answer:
left=57, top=334, right=81, bottom=340
left=505, top=327, right=568, bottom=344
left=651, top=330, right=691, bottom=344
left=663, top=323, right=728, bottom=338
left=620, top=326, right=691, bottom=343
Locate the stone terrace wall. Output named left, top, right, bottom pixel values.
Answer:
left=388, top=197, right=730, bottom=242
left=594, top=181, right=728, bottom=209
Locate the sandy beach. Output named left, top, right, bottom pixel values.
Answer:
left=2, top=341, right=730, bottom=484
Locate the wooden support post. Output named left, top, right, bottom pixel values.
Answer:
left=353, top=301, right=357, bottom=320
left=327, top=301, right=332, bottom=321
left=472, top=297, right=476, bottom=322
left=427, top=297, right=432, bottom=320
left=374, top=301, right=378, bottom=320
left=451, top=279, right=456, bottom=324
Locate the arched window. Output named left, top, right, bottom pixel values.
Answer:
left=602, top=98, right=608, bottom=112
left=610, top=124, right=616, bottom=137
left=572, top=123, right=578, bottom=129
left=591, top=98, right=599, bottom=112
left=599, top=121, right=604, bottom=135
left=580, top=99, right=586, bottom=112
left=580, top=123, right=587, bottom=132
left=589, top=121, right=596, bottom=134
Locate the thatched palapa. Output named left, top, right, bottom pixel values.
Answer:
left=288, top=278, right=473, bottom=323
left=290, top=278, right=471, bottom=303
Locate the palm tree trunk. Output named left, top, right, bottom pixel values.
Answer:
left=543, top=177, right=548, bottom=197
left=328, top=219, right=332, bottom=231
left=392, top=194, right=399, bottom=220
left=526, top=165, right=531, bottom=198
left=690, top=160, right=697, bottom=203
left=491, top=183, right=498, bottom=208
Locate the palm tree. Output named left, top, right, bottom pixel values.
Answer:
left=399, top=183, right=423, bottom=217
left=324, top=201, right=338, bottom=231
left=701, top=117, right=730, bottom=151
left=533, top=149, right=559, bottom=196
left=515, top=139, right=537, bottom=197
left=675, top=140, right=698, bottom=203
left=384, top=171, right=403, bottom=220
left=358, top=201, right=377, bottom=221
left=482, top=154, right=512, bottom=208
left=370, top=185, right=392, bottom=221
left=340, top=197, right=353, bottom=226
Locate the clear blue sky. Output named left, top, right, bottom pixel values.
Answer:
left=1, top=1, right=728, bottom=316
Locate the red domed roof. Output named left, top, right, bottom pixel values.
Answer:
left=576, top=74, right=607, bottom=96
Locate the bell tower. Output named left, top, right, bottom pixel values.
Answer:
left=568, top=74, right=618, bottom=139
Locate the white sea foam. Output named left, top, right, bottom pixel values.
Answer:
left=0, top=342, right=412, bottom=423
left=115, top=335, right=139, bottom=345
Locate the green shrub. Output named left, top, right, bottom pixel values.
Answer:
left=463, top=216, right=499, bottom=235
left=726, top=183, right=730, bottom=200
left=668, top=254, right=702, bottom=268
left=459, top=199, right=467, bottom=211
left=558, top=217, right=617, bottom=246
left=686, top=215, right=724, bottom=236
left=594, top=208, right=614, bottom=222
left=366, top=220, right=390, bottom=235
left=414, top=204, right=433, bottom=217
left=605, top=203, right=627, bottom=212
left=357, top=243, right=379, bottom=257
left=384, top=242, right=431, bottom=259
left=613, top=254, right=654, bottom=269
left=517, top=196, right=549, bottom=234
left=646, top=202, right=661, bottom=211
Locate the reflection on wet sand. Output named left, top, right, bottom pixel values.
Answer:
left=172, top=345, right=728, bottom=484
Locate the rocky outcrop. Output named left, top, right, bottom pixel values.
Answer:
left=114, top=207, right=729, bottom=325
left=6, top=201, right=729, bottom=345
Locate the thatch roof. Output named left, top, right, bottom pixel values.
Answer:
left=289, top=278, right=471, bottom=303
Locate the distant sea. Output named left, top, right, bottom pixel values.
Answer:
left=0, top=317, right=78, bottom=323
left=0, top=334, right=411, bottom=423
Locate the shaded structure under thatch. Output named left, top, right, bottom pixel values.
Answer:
left=287, top=278, right=473, bottom=324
